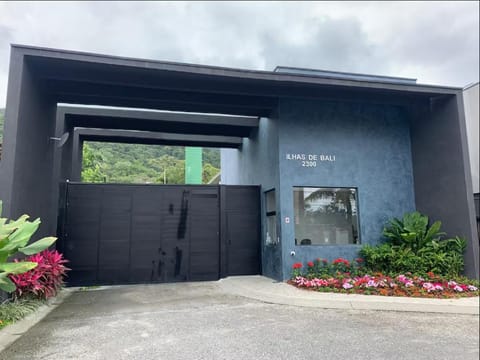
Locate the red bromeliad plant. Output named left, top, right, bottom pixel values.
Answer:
left=9, top=250, right=69, bottom=300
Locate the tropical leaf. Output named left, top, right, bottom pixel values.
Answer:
left=0, top=249, right=11, bottom=263
left=0, top=204, right=59, bottom=294
left=1, top=215, right=29, bottom=234
left=0, top=223, right=38, bottom=256
left=403, top=212, right=428, bottom=236
left=0, top=234, right=11, bottom=247
left=0, top=261, right=38, bottom=274
left=8, top=218, right=41, bottom=248
left=0, top=272, right=16, bottom=292
left=444, top=236, right=467, bottom=254
left=422, top=220, right=445, bottom=246
left=18, top=237, right=57, bottom=255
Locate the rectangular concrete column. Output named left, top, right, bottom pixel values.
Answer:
left=0, top=49, right=57, bottom=238
left=410, top=95, right=479, bottom=279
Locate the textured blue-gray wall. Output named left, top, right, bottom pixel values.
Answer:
left=221, top=100, right=416, bottom=280
left=221, top=116, right=283, bottom=279
left=277, top=98, right=416, bottom=279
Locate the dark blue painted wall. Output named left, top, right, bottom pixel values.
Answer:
left=221, top=116, right=283, bottom=279
left=277, top=98, right=416, bottom=279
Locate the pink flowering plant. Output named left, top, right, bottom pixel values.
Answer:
left=289, top=211, right=480, bottom=298
left=289, top=258, right=479, bottom=298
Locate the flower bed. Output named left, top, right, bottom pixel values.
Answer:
left=289, top=259, right=479, bottom=299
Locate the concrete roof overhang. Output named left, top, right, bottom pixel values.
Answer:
left=57, top=105, right=259, bottom=138
left=73, top=127, right=244, bottom=148
left=15, top=44, right=463, bottom=119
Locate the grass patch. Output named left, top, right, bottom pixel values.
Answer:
left=0, top=299, right=45, bottom=329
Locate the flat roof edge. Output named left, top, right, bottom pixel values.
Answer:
left=464, top=82, right=480, bottom=91
left=274, top=66, right=418, bottom=84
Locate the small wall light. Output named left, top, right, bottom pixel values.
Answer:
left=49, top=132, right=70, bottom=148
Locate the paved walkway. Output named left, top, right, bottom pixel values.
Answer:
left=219, top=276, right=480, bottom=314
left=0, top=277, right=478, bottom=359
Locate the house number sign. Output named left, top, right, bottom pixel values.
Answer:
left=285, top=153, right=336, bottom=167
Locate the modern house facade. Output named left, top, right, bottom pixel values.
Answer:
left=0, top=45, right=478, bottom=283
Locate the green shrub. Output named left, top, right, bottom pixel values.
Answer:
left=383, top=211, right=444, bottom=253
left=360, top=212, right=467, bottom=277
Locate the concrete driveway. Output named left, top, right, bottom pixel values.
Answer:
left=1, top=281, right=479, bottom=360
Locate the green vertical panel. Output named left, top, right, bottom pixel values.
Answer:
left=185, top=147, right=202, bottom=184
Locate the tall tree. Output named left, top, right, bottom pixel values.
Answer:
left=81, top=143, right=105, bottom=182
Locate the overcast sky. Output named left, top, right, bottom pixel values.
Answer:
left=0, top=1, right=478, bottom=107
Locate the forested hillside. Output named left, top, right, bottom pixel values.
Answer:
left=82, top=142, right=220, bottom=184
left=0, top=108, right=220, bottom=183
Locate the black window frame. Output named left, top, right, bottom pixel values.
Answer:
left=293, top=186, right=361, bottom=246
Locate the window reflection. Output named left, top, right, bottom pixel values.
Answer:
left=293, top=187, right=360, bottom=245
left=265, top=190, right=277, bottom=245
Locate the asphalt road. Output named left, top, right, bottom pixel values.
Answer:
left=1, top=282, right=478, bottom=360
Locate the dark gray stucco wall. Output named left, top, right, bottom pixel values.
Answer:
left=221, top=116, right=283, bottom=279
left=410, top=95, right=479, bottom=279
left=55, top=114, right=75, bottom=185
left=0, top=53, right=57, bottom=238
left=50, top=111, right=76, bottom=239
left=277, top=98, right=416, bottom=279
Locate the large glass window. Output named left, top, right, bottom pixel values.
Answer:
left=265, top=189, right=277, bottom=245
left=293, top=187, right=360, bottom=245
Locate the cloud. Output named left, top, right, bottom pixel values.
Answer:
left=0, top=1, right=478, bottom=107
left=259, top=16, right=389, bottom=75
left=369, top=2, right=480, bottom=85
left=0, top=24, right=12, bottom=72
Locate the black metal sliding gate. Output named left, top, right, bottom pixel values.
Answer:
left=58, top=183, right=260, bottom=286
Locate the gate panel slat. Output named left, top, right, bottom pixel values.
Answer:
left=189, top=190, right=220, bottom=281
left=97, top=188, right=131, bottom=283
left=222, top=186, right=261, bottom=276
